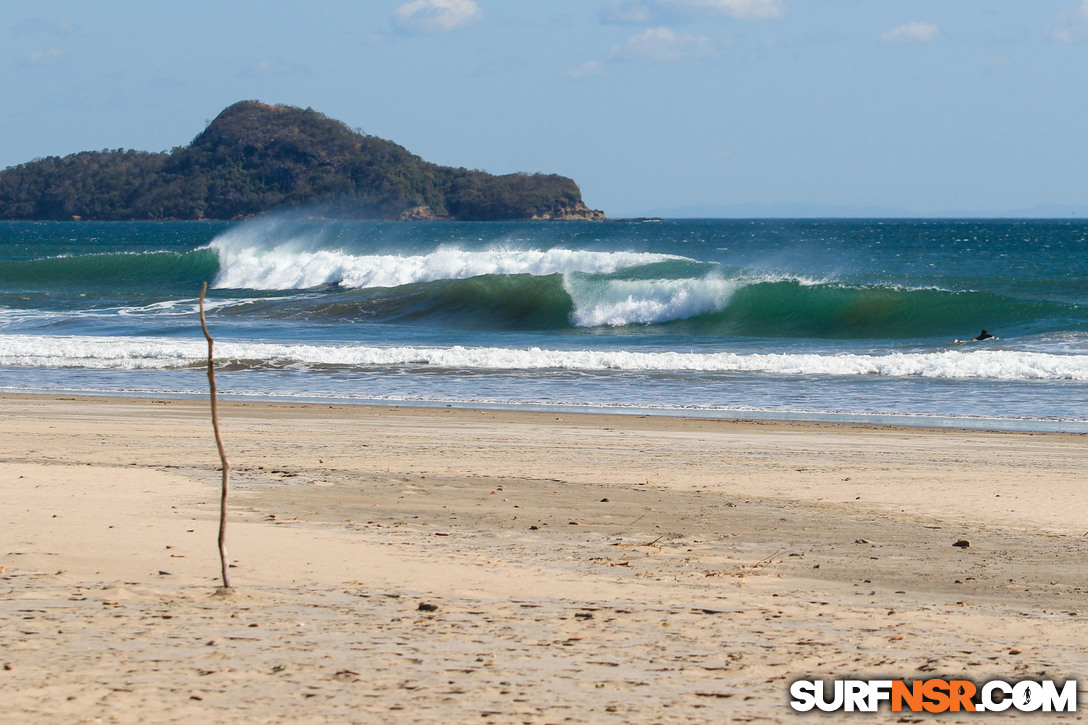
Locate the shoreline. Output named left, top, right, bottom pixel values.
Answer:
left=3, top=393, right=1087, bottom=722
left=7, top=387, right=1088, bottom=435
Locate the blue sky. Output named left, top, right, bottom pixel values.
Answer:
left=3, top=0, right=1087, bottom=217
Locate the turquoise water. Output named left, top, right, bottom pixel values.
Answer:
left=2, top=216, right=1087, bottom=430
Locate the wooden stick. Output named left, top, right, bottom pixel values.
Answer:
left=199, top=282, right=232, bottom=590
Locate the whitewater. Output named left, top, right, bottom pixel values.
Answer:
left=2, top=217, right=1087, bottom=430
left=3, top=334, right=1087, bottom=381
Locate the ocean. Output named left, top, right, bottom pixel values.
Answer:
left=2, top=216, right=1087, bottom=432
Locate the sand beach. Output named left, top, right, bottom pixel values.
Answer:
left=2, top=394, right=1087, bottom=723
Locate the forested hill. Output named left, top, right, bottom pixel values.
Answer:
left=0, top=101, right=604, bottom=222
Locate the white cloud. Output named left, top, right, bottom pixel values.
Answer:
left=602, top=0, right=785, bottom=24
left=1052, top=0, right=1088, bottom=42
left=392, top=0, right=482, bottom=35
left=880, top=22, right=940, bottom=44
left=569, top=60, right=606, bottom=78
left=603, top=1, right=654, bottom=24
left=611, top=27, right=719, bottom=62
left=26, top=47, right=68, bottom=66
left=678, top=0, right=785, bottom=19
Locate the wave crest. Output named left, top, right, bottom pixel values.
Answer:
left=207, top=232, right=687, bottom=291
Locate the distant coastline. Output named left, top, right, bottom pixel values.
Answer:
left=0, top=101, right=604, bottom=223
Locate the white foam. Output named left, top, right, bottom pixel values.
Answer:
left=3, top=334, right=1088, bottom=381
left=0, top=335, right=208, bottom=369
left=111, top=297, right=252, bottom=317
left=0, top=297, right=249, bottom=327
left=207, top=231, right=686, bottom=290
left=565, top=274, right=741, bottom=327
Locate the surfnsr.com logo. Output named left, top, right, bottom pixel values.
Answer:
left=789, top=678, right=1077, bottom=713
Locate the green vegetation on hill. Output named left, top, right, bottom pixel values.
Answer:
left=0, top=101, right=604, bottom=222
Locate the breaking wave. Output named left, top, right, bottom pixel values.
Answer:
left=3, top=334, right=1088, bottom=381
left=207, top=232, right=688, bottom=290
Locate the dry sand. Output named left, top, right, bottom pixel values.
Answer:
left=2, top=393, right=1087, bottom=723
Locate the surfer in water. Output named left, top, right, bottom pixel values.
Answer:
left=954, top=329, right=995, bottom=343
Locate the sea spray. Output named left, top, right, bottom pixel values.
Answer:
left=208, top=233, right=688, bottom=291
